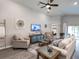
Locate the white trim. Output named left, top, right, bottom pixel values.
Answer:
left=5, top=45, right=12, bottom=48
left=0, top=45, right=12, bottom=50
left=0, top=47, right=6, bottom=50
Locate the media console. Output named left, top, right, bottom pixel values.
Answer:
left=29, top=34, right=44, bottom=44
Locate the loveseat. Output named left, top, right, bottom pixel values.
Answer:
left=12, top=35, right=30, bottom=49
left=49, top=35, right=76, bottom=59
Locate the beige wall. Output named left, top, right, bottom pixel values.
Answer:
left=63, top=15, right=79, bottom=26
left=0, top=0, right=61, bottom=47
left=60, top=15, right=79, bottom=36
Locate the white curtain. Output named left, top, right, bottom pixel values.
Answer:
left=0, top=26, right=5, bottom=38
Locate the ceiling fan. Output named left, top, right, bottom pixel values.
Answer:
left=39, top=0, right=59, bottom=10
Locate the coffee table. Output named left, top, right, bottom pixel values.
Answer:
left=39, top=40, right=49, bottom=46
left=36, top=46, right=60, bottom=59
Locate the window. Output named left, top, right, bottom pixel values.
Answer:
left=68, top=26, right=79, bottom=39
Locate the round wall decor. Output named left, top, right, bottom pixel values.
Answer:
left=17, top=20, right=24, bottom=27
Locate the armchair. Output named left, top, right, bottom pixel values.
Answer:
left=12, top=35, right=30, bottom=49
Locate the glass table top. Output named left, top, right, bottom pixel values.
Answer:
left=36, top=46, right=59, bottom=58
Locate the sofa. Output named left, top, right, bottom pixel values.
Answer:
left=49, top=35, right=76, bottom=59
left=12, top=35, right=30, bottom=49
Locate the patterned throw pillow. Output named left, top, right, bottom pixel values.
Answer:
left=52, top=39, right=62, bottom=47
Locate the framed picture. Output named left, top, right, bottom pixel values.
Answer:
left=45, top=24, right=47, bottom=28
left=51, top=24, right=57, bottom=33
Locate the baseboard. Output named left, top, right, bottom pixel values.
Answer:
left=0, top=47, right=6, bottom=50
left=0, top=45, right=12, bottom=50
left=5, top=45, right=12, bottom=49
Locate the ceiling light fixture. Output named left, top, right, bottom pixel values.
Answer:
left=46, top=5, right=51, bottom=12
left=46, top=5, right=50, bottom=8
left=74, top=2, right=78, bottom=5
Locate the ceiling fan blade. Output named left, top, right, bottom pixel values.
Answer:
left=50, top=4, right=59, bottom=6
left=50, top=0, right=54, bottom=3
left=39, top=1, right=46, bottom=5
left=41, top=6, right=46, bottom=8
left=48, top=0, right=50, bottom=3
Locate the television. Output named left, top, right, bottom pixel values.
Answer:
left=31, top=24, right=41, bottom=31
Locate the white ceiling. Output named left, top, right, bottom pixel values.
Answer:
left=11, top=0, right=79, bottom=16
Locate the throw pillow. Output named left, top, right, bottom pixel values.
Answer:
left=13, top=35, right=19, bottom=40
left=52, top=39, right=62, bottom=47
left=19, top=37, right=25, bottom=41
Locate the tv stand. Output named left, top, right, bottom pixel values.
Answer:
left=29, top=34, right=44, bottom=44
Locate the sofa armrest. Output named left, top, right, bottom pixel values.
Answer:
left=48, top=45, right=67, bottom=56
left=26, top=40, right=30, bottom=45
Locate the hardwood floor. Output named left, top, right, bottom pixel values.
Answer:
left=72, top=40, right=79, bottom=59
left=75, top=40, right=79, bottom=59
left=0, top=40, right=78, bottom=59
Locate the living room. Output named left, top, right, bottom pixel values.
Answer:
left=0, top=0, right=78, bottom=59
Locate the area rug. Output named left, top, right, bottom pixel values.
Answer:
left=28, top=43, right=40, bottom=55
left=0, top=43, right=41, bottom=59
left=0, top=49, right=35, bottom=59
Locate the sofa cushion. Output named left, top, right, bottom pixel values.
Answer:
left=64, top=38, right=72, bottom=45
left=13, top=35, right=29, bottom=41
left=59, top=41, right=66, bottom=49
left=18, top=36, right=24, bottom=41
left=59, top=38, right=72, bottom=49
left=19, top=36, right=30, bottom=41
